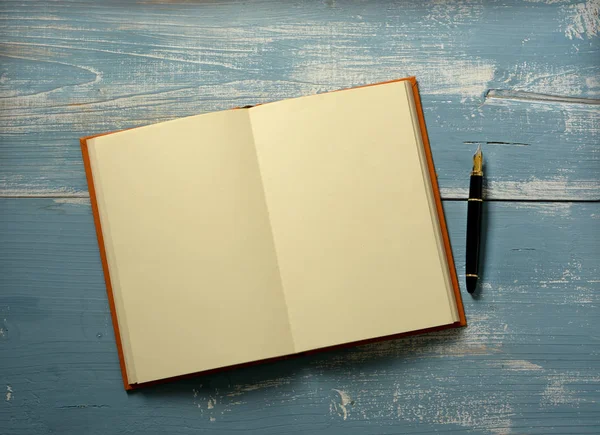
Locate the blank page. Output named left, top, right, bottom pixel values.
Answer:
left=87, top=109, right=294, bottom=383
left=249, top=81, right=456, bottom=352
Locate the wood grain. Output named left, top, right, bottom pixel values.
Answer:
left=0, top=199, right=598, bottom=434
left=1, top=0, right=599, bottom=434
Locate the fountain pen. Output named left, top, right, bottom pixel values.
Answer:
left=466, top=145, right=483, bottom=294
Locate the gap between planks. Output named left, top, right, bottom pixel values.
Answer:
left=1, top=194, right=598, bottom=204
left=485, top=89, right=600, bottom=106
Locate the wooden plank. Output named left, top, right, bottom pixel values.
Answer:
left=1, top=0, right=599, bottom=200
left=1, top=198, right=598, bottom=434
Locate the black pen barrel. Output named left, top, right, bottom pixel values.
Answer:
left=466, top=175, right=483, bottom=293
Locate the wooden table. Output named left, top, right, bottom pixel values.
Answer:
left=1, top=1, right=598, bottom=433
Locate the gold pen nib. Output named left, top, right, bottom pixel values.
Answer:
left=472, top=144, right=483, bottom=176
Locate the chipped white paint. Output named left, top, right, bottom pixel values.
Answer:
left=514, top=202, right=573, bottom=217
left=540, top=372, right=600, bottom=407
left=394, top=383, right=514, bottom=434
left=207, top=398, right=215, bottom=409
left=292, top=57, right=495, bottom=100
left=525, top=0, right=569, bottom=4
left=481, top=282, right=493, bottom=291
left=331, top=389, right=352, bottom=420
left=498, top=360, right=543, bottom=372
left=6, top=385, right=12, bottom=401
left=324, top=360, right=599, bottom=433
left=561, top=0, right=600, bottom=39
left=539, top=261, right=583, bottom=285
left=0, top=328, right=4, bottom=337
left=0, top=186, right=86, bottom=198
left=563, top=105, right=600, bottom=136
left=52, top=197, right=91, bottom=205
left=542, top=378, right=576, bottom=407
left=424, top=0, right=484, bottom=22
left=509, top=62, right=587, bottom=96
left=209, top=416, right=216, bottom=422
left=424, top=61, right=495, bottom=98
left=585, top=75, right=600, bottom=91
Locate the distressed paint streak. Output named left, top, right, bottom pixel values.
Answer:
left=5, top=385, right=12, bottom=401
left=331, top=389, right=352, bottom=420
left=2, top=41, right=244, bottom=70
left=514, top=202, right=573, bottom=216
left=524, top=0, right=570, bottom=4
left=292, top=57, right=495, bottom=99
left=563, top=105, right=600, bottom=135
left=541, top=373, right=600, bottom=407
left=422, top=0, right=485, bottom=22
left=493, top=61, right=599, bottom=97
left=561, top=0, right=600, bottom=39
left=52, top=198, right=90, bottom=205
left=394, top=381, right=514, bottom=434
left=535, top=259, right=599, bottom=306
left=0, top=187, right=87, bottom=198
left=323, top=360, right=599, bottom=433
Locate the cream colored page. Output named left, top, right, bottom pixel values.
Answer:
left=88, top=109, right=294, bottom=383
left=249, top=81, right=455, bottom=352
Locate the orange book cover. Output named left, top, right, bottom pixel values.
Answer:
left=81, top=77, right=466, bottom=390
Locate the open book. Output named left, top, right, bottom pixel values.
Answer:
left=81, top=77, right=466, bottom=390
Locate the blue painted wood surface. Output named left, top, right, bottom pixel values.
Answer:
left=1, top=1, right=599, bottom=434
